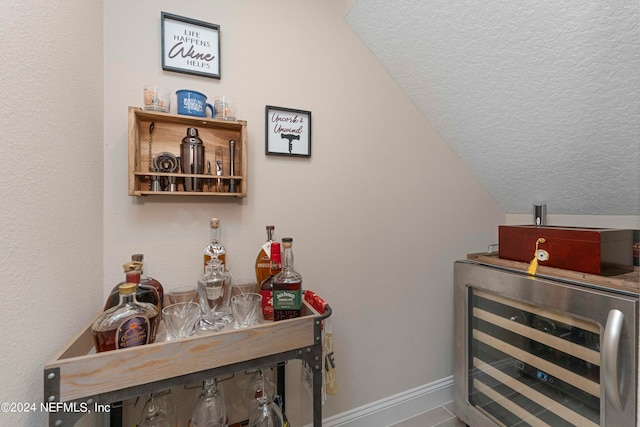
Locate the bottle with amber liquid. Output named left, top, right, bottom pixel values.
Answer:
left=104, top=256, right=163, bottom=324
left=132, top=254, right=164, bottom=310
left=92, top=283, right=160, bottom=352
left=255, top=225, right=275, bottom=284
left=204, top=217, right=226, bottom=273
left=273, top=238, right=302, bottom=321
left=259, top=242, right=281, bottom=321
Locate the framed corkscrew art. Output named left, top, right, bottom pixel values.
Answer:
left=265, top=105, right=312, bottom=157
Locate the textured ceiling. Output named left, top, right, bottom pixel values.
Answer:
left=346, top=0, right=640, bottom=215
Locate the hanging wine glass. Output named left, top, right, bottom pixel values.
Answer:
left=248, top=396, right=284, bottom=427
left=247, top=369, right=283, bottom=427
left=189, top=378, right=227, bottom=427
left=154, top=389, right=176, bottom=425
left=139, top=394, right=170, bottom=427
left=246, top=368, right=277, bottom=412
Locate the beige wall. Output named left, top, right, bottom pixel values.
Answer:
left=0, top=0, right=104, bottom=425
left=13, top=1, right=638, bottom=426
left=103, top=0, right=503, bottom=424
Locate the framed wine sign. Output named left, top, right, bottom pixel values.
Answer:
left=161, top=12, right=221, bottom=79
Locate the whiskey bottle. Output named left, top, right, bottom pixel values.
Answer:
left=273, top=238, right=302, bottom=321
left=204, top=217, right=226, bottom=273
left=104, top=257, right=163, bottom=324
left=259, top=242, right=281, bottom=321
left=92, top=283, right=160, bottom=352
left=132, top=254, right=164, bottom=314
left=255, top=225, right=275, bottom=284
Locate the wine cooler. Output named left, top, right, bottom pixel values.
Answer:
left=454, top=260, right=638, bottom=427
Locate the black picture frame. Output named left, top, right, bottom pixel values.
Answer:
left=161, top=12, right=221, bottom=79
left=265, top=106, right=312, bottom=157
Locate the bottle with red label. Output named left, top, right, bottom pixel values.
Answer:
left=259, top=242, right=281, bottom=321
left=92, top=283, right=159, bottom=352
left=255, top=225, right=275, bottom=284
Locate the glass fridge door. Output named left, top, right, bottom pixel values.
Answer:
left=469, top=288, right=601, bottom=427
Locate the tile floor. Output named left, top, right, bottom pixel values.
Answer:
left=389, top=401, right=466, bottom=427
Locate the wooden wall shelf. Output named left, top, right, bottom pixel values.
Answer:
left=128, top=107, right=247, bottom=197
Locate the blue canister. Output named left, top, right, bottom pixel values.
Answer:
left=176, top=90, right=214, bottom=117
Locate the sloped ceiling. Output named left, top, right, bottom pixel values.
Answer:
left=346, top=0, right=640, bottom=215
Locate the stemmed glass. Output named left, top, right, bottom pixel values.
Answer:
left=138, top=394, right=169, bottom=427
left=189, top=378, right=227, bottom=427
left=247, top=369, right=283, bottom=427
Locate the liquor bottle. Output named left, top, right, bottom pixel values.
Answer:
left=255, top=225, right=275, bottom=284
left=189, top=378, right=227, bottom=427
left=273, top=238, right=303, bottom=321
left=104, top=257, right=163, bottom=323
left=92, top=282, right=160, bottom=352
left=204, top=217, right=226, bottom=273
left=132, top=254, right=164, bottom=313
left=259, top=242, right=281, bottom=321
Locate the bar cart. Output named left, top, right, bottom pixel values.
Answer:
left=44, top=291, right=332, bottom=426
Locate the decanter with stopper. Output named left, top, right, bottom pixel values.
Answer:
left=197, top=257, right=233, bottom=331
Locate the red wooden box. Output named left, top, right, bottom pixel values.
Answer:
left=498, top=225, right=634, bottom=276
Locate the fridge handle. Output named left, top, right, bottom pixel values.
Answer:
left=602, top=309, right=624, bottom=411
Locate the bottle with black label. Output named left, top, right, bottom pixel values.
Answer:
left=273, top=238, right=302, bottom=321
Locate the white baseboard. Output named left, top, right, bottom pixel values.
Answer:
left=304, top=376, right=454, bottom=427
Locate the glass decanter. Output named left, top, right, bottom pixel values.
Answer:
left=198, top=258, right=233, bottom=331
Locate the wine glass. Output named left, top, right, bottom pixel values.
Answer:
left=139, top=394, right=169, bottom=427
left=189, top=378, right=227, bottom=427
left=248, top=396, right=284, bottom=427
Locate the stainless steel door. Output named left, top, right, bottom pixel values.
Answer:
left=454, top=261, right=638, bottom=427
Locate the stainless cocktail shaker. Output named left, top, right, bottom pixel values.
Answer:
left=180, top=127, right=205, bottom=191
